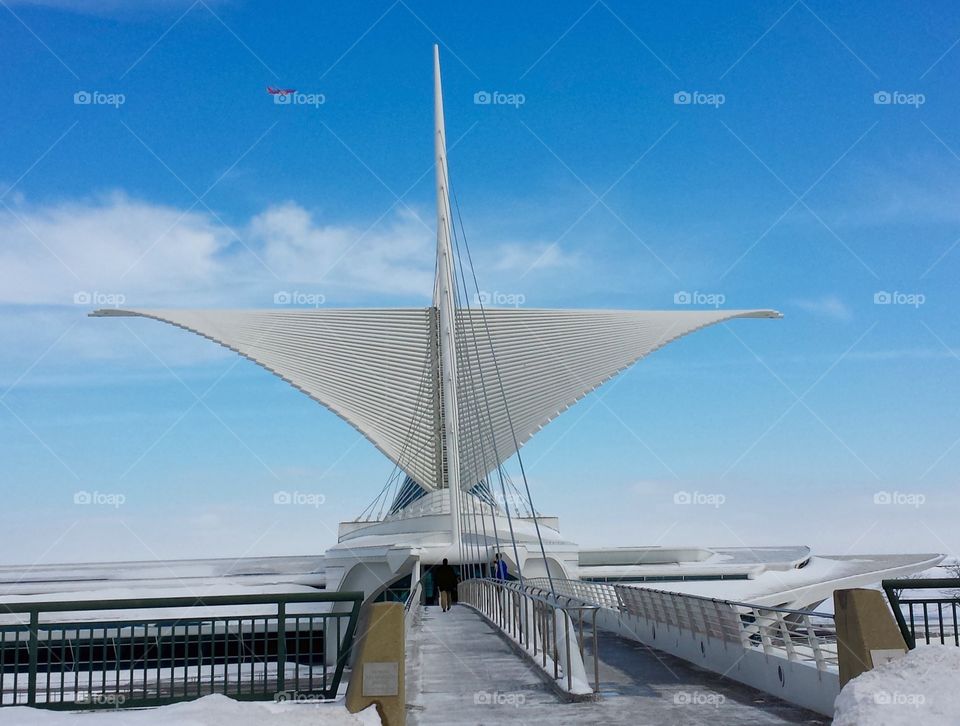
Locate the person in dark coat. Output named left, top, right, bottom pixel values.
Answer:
left=434, top=558, right=458, bottom=612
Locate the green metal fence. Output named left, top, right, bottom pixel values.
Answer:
left=0, top=591, right=363, bottom=709
left=883, top=578, right=960, bottom=649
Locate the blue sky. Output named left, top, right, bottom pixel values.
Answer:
left=1, top=0, right=959, bottom=564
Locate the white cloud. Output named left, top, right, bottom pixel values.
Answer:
left=0, top=193, right=588, bottom=372
left=490, top=242, right=578, bottom=274
left=0, top=193, right=228, bottom=306
left=831, top=159, right=960, bottom=228
left=791, top=295, right=852, bottom=322
left=0, top=193, right=436, bottom=307
left=250, top=202, right=434, bottom=296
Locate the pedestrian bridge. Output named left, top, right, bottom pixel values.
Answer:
left=403, top=577, right=840, bottom=722
left=405, top=602, right=827, bottom=724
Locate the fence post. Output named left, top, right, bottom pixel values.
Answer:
left=592, top=610, right=599, bottom=693
left=277, top=601, right=286, bottom=694
left=27, top=611, right=39, bottom=706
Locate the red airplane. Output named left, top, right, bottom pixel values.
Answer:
left=267, top=86, right=296, bottom=96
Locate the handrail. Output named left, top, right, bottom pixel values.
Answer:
left=0, top=591, right=364, bottom=615
left=883, top=577, right=960, bottom=649
left=524, top=576, right=838, bottom=673
left=525, top=576, right=833, bottom=619
left=497, top=580, right=598, bottom=611
left=0, top=591, right=363, bottom=709
left=404, top=579, right=423, bottom=613
left=458, top=578, right=600, bottom=697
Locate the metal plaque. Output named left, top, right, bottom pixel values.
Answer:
left=362, top=661, right=399, bottom=697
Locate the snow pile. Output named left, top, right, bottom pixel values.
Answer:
left=834, top=646, right=960, bottom=725
left=0, top=694, right=381, bottom=726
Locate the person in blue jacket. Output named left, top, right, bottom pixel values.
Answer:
left=492, top=553, right=508, bottom=580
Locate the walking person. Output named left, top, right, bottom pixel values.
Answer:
left=434, top=558, right=458, bottom=612
left=492, top=552, right=509, bottom=581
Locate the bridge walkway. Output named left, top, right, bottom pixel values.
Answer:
left=405, top=604, right=827, bottom=725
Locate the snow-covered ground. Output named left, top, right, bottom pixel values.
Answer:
left=0, top=695, right=379, bottom=726
left=833, top=646, right=960, bottom=725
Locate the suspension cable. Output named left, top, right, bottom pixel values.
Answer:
left=439, top=160, right=526, bottom=589
left=449, top=181, right=557, bottom=598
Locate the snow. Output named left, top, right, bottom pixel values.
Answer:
left=626, top=554, right=943, bottom=609
left=0, top=583, right=328, bottom=626
left=833, top=646, right=960, bottom=725
left=0, top=695, right=380, bottom=726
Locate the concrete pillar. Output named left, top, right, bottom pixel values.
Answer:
left=345, top=602, right=405, bottom=726
left=833, top=588, right=908, bottom=687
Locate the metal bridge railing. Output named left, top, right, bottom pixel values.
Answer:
left=883, top=578, right=960, bottom=649
left=458, top=578, right=600, bottom=696
left=404, top=579, right=423, bottom=632
left=527, top=577, right=838, bottom=673
left=525, top=577, right=623, bottom=612
left=0, top=591, right=363, bottom=709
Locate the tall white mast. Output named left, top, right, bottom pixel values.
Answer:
left=433, top=45, right=463, bottom=560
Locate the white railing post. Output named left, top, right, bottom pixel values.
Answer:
left=776, top=612, right=797, bottom=661
left=804, top=614, right=826, bottom=670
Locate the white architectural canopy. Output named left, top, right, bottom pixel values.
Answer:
left=92, top=47, right=781, bottom=500
left=92, top=306, right=778, bottom=492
